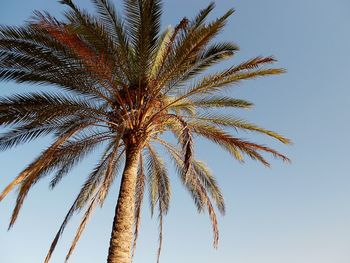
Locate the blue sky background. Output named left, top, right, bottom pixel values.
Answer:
left=1, top=0, right=350, bottom=262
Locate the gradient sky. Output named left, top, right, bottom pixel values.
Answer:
left=1, top=1, right=350, bottom=263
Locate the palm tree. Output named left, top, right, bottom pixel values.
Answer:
left=0, top=0, right=290, bottom=262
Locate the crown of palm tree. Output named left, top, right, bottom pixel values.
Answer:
left=0, top=0, right=290, bottom=262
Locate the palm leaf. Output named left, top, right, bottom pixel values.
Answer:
left=190, top=123, right=290, bottom=166
left=187, top=114, right=291, bottom=144
left=132, top=153, right=145, bottom=258
left=156, top=138, right=220, bottom=247
left=191, top=2, right=216, bottom=28
left=146, top=144, right=171, bottom=215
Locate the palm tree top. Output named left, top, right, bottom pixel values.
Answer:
left=0, top=0, right=290, bottom=262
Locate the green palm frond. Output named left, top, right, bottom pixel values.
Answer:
left=44, top=143, right=124, bottom=263
left=166, top=114, right=194, bottom=180
left=91, top=0, right=133, bottom=79
left=148, top=26, right=173, bottom=80
left=0, top=124, right=57, bottom=151
left=132, top=153, right=145, bottom=258
left=0, top=92, right=110, bottom=129
left=158, top=42, right=238, bottom=96
left=156, top=138, right=220, bottom=247
left=64, top=142, right=122, bottom=262
left=193, top=160, right=225, bottom=214
left=8, top=131, right=107, bottom=230
left=0, top=123, right=86, bottom=203
left=188, top=42, right=238, bottom=73
left=156, top=138, right=205, bottom=212
left=171, top=95, right=253, bottom=111
left=65, top=194, right=98, bottom=262
left=190, top=123, right=290, bottom=166
left=179, top=67, right=285, bottom=101
left=146, top=144, right=171, bottom=215
left=186, top=113, right=290, bottom=144
left=48, top=132, right=112, bottom=189
left=146, top=144, right=171, bottom=263
left=155, top=9, right=235, bottom=93
left=191, top=2, right=216, bottom=29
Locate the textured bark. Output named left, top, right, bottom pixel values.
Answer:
left=107, top=146, right=140, bottom=263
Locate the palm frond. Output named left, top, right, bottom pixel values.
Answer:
left=156, top=201, right=164, bottom=263
left=155, top=139, right=205, bottom=212
left=182, top=42, right=238, bottom=79
left=132, top=153, right=145, bottom=258
left=146, top=144, right=171, bottom=216
left=155, top=9, right=235, bottom=92
left=171, top=96, right=253, bottom=111
left=44, top=143, right=124, bottom=263
left=0, top=24, right=115, bottom=98
left=191, top=2, right=216, bottom=28
left=65, top=195, right=98, bottom=262
left=186, top=114, right=291, bottom=144
left=125, top=0, right=162, bottom=81
left=190, top=123, right=290, bottom=166
left=8, top=130, right=107, bottom=229
left=182, top=68, right=285, bottom=101
left=76, top=143, right=125, bottom=209
left=148, top=26, right=173, bottom=80
left=97, top=142, right=125, bottom=206
left=166, top=114, right=194, bottom=181
left=44, top=195, right=80, bottom=263
left=48, top=131, right=112, bottom=189
left=64, top=140, right=123, bottom=262
left=0, top=124, right=57, bottom=151
left=155, top=139, right=219, bottom=247
left=0, top=92, right=106, bottom=127
left=0, top=123, right=86, bottom=203
left=145, top=144, right=171, bottom=262
left=92, top=0, right=132, bottom=80
left=193, top=160, right=225, bottom=214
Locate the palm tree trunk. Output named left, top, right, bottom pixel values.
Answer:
left=107, top=146, right=140, bottom=263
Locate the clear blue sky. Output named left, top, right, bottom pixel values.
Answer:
left=1, top=0, right=350, bottom=262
